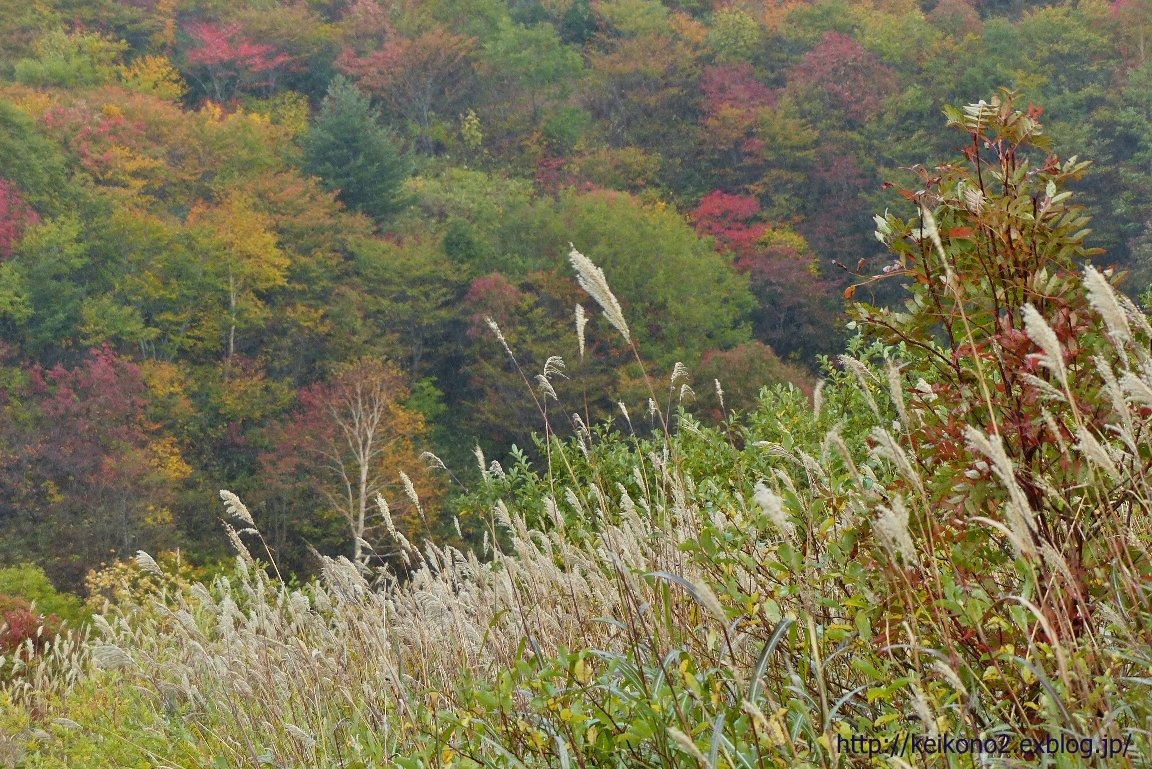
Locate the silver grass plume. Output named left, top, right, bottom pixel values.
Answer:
left=754, top=482, right=794, bottom=542
left=543, top=355, right=566, bottom=378
left=666, top=728, right=707, bottom=764
left=920, top=207, right=946, bottom=260
left=535, top=374, right=559, bottom=401
left=222, top=522, right=254, bottom=563
left=838, top=354, right=880, bottom=417
left=91, top=644, right=134, bottom=670
left=376, top=493, right=412, bottom=552
left=870, top=427, right=926, bottom=499
left=494, top=500, right=512, bottom=529
left=1083, top=264, right=1131, bottom=344
left=421, top=451, right=447, bottom=471
left=911, top=683, right=936, bottom=737
left=874, top=495, right=917, bottom=566
left=886, top=361, right=909, bottom=428
left=688, top=578, right=727, bottom=623
left=284, top=724, right=316, bottom=750
left=932, top=660, right=967, bottom=696
left=964, top=426, right=1037, bottom=558
left=1075, top=426, right=1121, bottom=482
left=485, top=316, right=513, bottom=358
left=575, top=304, right=587, bottom=360
left=219, top=489, right=254, bottom=527
left=134, top=551, right=163, bottom=577
left=568, top=245, right=630, bottom=343
left=400, top=471, right=425, bottom=523
left=961, top=183, right=984, bottom=214
left=1120, top=289, right=1152, bottom=340
left=1022, top=303, right=1068, bottom=387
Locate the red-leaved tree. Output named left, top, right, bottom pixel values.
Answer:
left=0, top=179, right=38, bottom=259
left=260, top=358, right=438, bottom=567
left=338, top=26, right=476, bottom=152
left=697, top=64, right=777, bottom=190
left=183, top=21, right=292, bottom=102
left=691, top=191, right=841, bottom=359
left=690, top=190, right=767, bottom=259
left=788, top=32, right=898, bottom=124
left=4, top=347, right=186, bottom=587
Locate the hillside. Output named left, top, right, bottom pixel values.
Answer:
left=0, top=2, right=1151, bottom=766
left=0, top=0, right=1149, bottom=582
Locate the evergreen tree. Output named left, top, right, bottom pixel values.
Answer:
left=302, top=77, right=409, bottom=223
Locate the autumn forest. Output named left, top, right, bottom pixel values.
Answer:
left=0, top=0, right=1146, bottom=594
left=6, top=0, right=1152, bottom=765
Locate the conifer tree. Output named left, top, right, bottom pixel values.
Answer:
left=302, top=76, right=409, bottom=223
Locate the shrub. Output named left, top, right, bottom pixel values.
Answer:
left=0, top=563, right=87, bottom=628
left=0, top=595, right=59, bottom=659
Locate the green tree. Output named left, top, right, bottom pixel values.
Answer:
left=13, top=28, right=127, bottom=88
left=479, top=19, right=583, bottom=127
left=0, top=101, right=73, bottom=215
left=558, top=189, right=755, bottom=367
left=302, top=77, right=410, bottom=224
left=3, top=216, right=92, bottom=358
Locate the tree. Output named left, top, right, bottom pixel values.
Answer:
left=185, top=192, right=291, bottom=376
left=928, top=0, right=982, bottom=40
left=1113, top=0, right=1152, bottom=65
left=849, top=91, right=1115, bottom=629
left=338, top=26, right=476, bottom=152
left=557, top=189, right=755, bottom=367
left=13, top=29, right=127, bottom=88
left=0, top=101, right=72, bottom=215
left=0, top=180, right=38, bottom=260
left=477, top=19, right=583, bottom=152
left=583, top=27, right=703, bottom=154
left=690, top=191, right=841, bottom=359
left=349, top=235, right=459, bottom=378
left=261, top=358, right=437, bottom=566
left=694, top=63, right=777, bottom=190
left=0, top=347, right=188, bottom=588
left=694, top=341, right=812, bottom=418
left=707, top=7, right=763, bottom=63
left=787, top=31, right=899, bottom=125
left=302, top=77, right=410, bottom=224
left=689, top=190, right=767, bottom=258
left=182, top=21, right=291, bottom=103
left=231, top=3, right=339, bottom=100
left=2, top=215, right=92, bottom=358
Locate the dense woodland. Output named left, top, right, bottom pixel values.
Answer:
left=0, top=0, right=1150, bottom=586
left=3, top=1, right=1152, bottom=766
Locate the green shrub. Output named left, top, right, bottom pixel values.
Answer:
left=0, top=564, right=87, bottom=629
